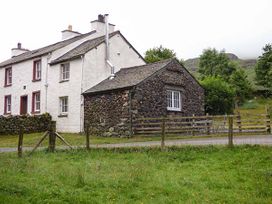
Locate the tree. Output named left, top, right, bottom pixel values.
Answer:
left=198, top=48, right=237, bottom=80
left=255, top=44, right=272, bottom=89
left=144, top=45, right=184, bottom=64
left=229, top=69, right=252, bottom=105
left=200, top=77, right=235, bottom=115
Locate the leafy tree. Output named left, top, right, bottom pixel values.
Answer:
left=200, top=77, right=235, bottom=115
left=255, top=44, right=272, bottom=89
left=229, top=69, right=252, bottom=105
left=144, top=45, right=184, bottom=64
left=198, top=48, right=237, bottom=80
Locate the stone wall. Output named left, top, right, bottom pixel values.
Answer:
left=84, top=90, right=131, bottom=136
left=84, top=60, right=204, bottom=137
left=131, top=60, right=204, bottom=120
left=0, top=113, right=52, bottom=135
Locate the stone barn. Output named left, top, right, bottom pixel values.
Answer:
left=83, top=58, right=204, bottom=136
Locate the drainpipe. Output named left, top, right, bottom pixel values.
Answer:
left=104, top=14, right=115, bottom=79
left=80, top=55, right=85, bottom=133
left=45, top=53, right=51, bottom=113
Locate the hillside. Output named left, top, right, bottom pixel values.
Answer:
left=184, top=53, right=257, bottom=72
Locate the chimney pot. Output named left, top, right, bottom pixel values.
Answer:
left=17, top=42, right=22, bottom=49
left=68, top=25, right=72, bottom=31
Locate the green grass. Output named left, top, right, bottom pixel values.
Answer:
left=0, top=146, right=271, bottom=203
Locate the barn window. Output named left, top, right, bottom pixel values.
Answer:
left=167, top=90, right=181, bottom=111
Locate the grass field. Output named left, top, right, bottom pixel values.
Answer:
left=0, top=146, right=271, bottom=203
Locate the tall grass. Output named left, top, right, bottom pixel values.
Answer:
left=0, top=146, right=271, bottom=203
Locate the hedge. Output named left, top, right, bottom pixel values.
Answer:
left=0, top=113, right=52, bottom=135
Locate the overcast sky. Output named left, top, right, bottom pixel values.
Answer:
left=0, top=0, right=271, bottom=62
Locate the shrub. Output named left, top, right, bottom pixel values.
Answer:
left=200, top=77, right=235, bottom=115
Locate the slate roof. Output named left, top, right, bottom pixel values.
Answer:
left=84, top=58, right=173, bottom=95
left=0, top=31, right=96, bottom=68
left=50, top=31, right=120, bottom=65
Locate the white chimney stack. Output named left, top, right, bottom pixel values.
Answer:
left=11, top=43, right=29, bottom=57
left=91, top=14, right=115, bottom=34
left=61, top=25, right=81, bottom=40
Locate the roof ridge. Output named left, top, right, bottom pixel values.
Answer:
left=50, top=31, right=121, bottom=65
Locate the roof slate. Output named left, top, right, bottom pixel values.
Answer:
left=0, top=31, right=96, bottom=68
left=84, top=58, right=173, bottom=94
left=50, top=31, right=120, bottom=65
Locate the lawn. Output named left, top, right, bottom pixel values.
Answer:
left=0, top=146, right=271, bottom=203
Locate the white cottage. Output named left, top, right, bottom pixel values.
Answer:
left=0, top=14, right=145, bottom=132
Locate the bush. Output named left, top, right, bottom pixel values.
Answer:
left=0, top=113, right=52, bottom=135
left=200, top=77, right=235, bottom=115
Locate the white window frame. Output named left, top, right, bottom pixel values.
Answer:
left=167, top=90, right=181, bottom=111
left=60, top=63, right=70, bottom=81
left=59, top=96, right=68, bottom=115
left=5, top=95, right=11, bottom=114
left=5, top=67, right=12, bottom=86
left=34, top=92, right=41, bottom=112
left=34, top=60, right=42, bottom=80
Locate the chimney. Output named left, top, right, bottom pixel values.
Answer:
left=61, top=25, right=81, bottom=40
left=91, top=14, right=115, bottom=34
left=11, top=43, right=29, bottom=57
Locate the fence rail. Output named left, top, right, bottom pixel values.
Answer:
left=133, top=114, right=271, bottom=136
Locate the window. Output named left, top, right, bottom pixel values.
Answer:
left=60, top=63, right=70, bottom=81
left=32, top=91, right=41, bottom=113
left=167, top=90, right=181, bottom=111
left=33, top=60, right=42, bottom=81
left=4, top=67, right=12, bottom=86
left=59, top=96, right=68, bottom=115
left=4, top=95, right=11, bottom=114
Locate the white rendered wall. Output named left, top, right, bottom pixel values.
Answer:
left=0, top=56, right=48, bottom=115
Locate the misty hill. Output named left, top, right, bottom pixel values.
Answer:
left=184, top=53, right=257, bottom=72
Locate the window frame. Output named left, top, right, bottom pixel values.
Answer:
left=60, top=63, right=70, bottom=82
left=4, top=95, right=12, bottom=115
left=166, top=90, right=181, bottom=111
left=33, top=59, right=42, bottom=81
left=32, top=91, right=41, bottom=113
left=4, top=67, right=12, bottom=87
left=59, top=96, right=68, bottom=115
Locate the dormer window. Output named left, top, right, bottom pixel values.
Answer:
left=33, top=60, right=41, bottom=81
left=4, top=67, right=12, bottom=87
left=60, top=63, right=70, bottom=82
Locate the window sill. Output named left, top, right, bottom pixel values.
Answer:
left=4, top=84, right=12, bottom=87
left=32, top=79, right=41, bottom=82
left=31, top=111, right=41, bottom=115
left=167, top=108, right=181, bottom=112
left=4, top=113, right=11, bottom=116
left=58, top=114, right=68, bottom=118
left=59, top=79, right=69, bottom=83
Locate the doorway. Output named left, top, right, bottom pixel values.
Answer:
left=20, top=95, right=28, bottom=115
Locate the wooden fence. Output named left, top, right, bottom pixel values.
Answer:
left=133, top=114, right=271, bottom=136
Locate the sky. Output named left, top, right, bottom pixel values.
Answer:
left=0, top=0, right=271, bottom=62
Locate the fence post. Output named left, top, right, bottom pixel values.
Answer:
left=86, top=121, right=90, bottom=150
left=192, top=114, right=195, bottom=136
left=228, top=116, right=234, bottom=147
left=18, top=127, right=24, bottom=158
left=236, top=111, right=242, bottom=133
left=206, top=113, right=210, bottom=135
left=161, top=117, right=166, bottom=150
left=265, top=106, right=271, bottom=134
left=48, top=121, right=56, bottom=152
